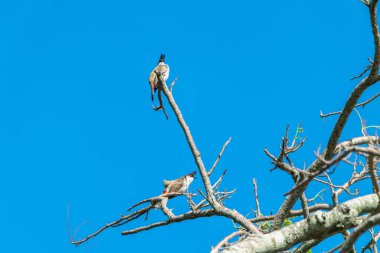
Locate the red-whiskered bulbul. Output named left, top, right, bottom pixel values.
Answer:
left=149, top=54, right=169, bottom=102
left=162, top=171, right=196, bottom=194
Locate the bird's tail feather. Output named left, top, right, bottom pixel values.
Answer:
left=163, top=179, right=170, bottom=187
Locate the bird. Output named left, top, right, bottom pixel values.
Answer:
left=162, top=171, right=196, bottom=194
left=149, top=54, right=170, bottom=102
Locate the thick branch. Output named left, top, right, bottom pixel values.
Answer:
left=223, top=194, right=379, bottom=253
left=369, top=0, right=380, bottom=77
left=368, top=155, right=380, bottom=198
left=249, top=204, right=332, bottom=223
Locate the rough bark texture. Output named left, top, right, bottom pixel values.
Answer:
left=223, top=194, right=379, bottom=253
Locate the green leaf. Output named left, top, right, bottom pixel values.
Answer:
left=283, top=218, right=292, bottom=226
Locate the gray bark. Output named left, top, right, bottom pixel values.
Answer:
left=222, top=194, right=379, bottom=253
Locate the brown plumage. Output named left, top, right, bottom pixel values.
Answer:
left=162, top=171, right=196, bottom=194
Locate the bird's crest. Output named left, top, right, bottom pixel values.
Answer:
left=187, top=171, right=197, bottom=177
left=158, top=54, right=165, bottom=63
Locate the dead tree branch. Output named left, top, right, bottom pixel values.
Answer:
left=351, top=57, right=374, bottom=80
left=320, top=92, right=380, bottom=119
left=252, top=178, right=262, bottom=217
left=294, top=239, right=322, bottom=253
left=340, top=212, right=380, bottom=253
left=361, top=230, right=380, bottom=253
left=209, top=137, right=232, bottom=176
left=249, top=203, right=332, bottom=223
left=122, top=209, right=217, bottom=235
left=272, top=0, right=380, bottom=231
left=158, top=76, right=262, bottom=234
left=223, top=194, right=379, bottom=253
left=211, top=231, right=248, bottom=253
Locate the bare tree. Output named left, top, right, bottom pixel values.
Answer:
left=70, top=1, right=380, bottom=252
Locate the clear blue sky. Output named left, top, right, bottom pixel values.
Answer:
left=0, top=1, right=378, bottom=252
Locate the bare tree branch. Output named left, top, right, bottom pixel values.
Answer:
left=211, top=231, right=248, bottom=253
left=70, top=3, right=380, bottom=251
left=341, top=212, right=380, bottom=253
left=169, top=76, right=178, bottom=92
left=272, top=136, right=380, bottom=230
left=361, top=230, right=380, bottom=253
left=270, top=1, right=380, bottom=234
left=252, top=178, right=262, bottom=217
left=294, top=239, right=322, bottom=253
left=320, top=92, right=380, bottom=119
left=223, top=194, right=379, bottom=253
left=158, top=77, right=262, bottom=234
left=209, top=137, right=232, bottom=176
left=368, top=154, right=380, bottom=198
left=351, top=58, right=373, bottom=80
left=71, top=204, right=153, bottom=246
left=122, top=209, right=217, bottom=235
left=327, top=243, right=344, bottom=253
left=249, top=204, right=332, bottom=223
left=360, top=0, right=370, bottom=7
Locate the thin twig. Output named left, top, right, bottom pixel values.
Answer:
left=294, top=239, right=322, bottom=253
left=252, top=178, right=262, bottom=217
left=351, top=58, right=373, bottom=80
left=360, top=0, right=370, bottom=7
left=211, top=231, right=247, bottom=253
left=341, top=212, right=380, bottom=253
left=169, top=76, right=178, bottom=92
left=122, top=209, right=217, bottom=235
left=327, top=243, right=343, bottom=253
left=212, top=169, right=228, bottom=192
left=71, top=204, right=153, bottom=246
left=320, top=92, right=380, bottom=119
left=209, top=137, right=232, bottom=176
left=361, top=230, right=380, bottom=253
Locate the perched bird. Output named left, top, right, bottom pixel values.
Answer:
left=162, top=171, right=196, bottom=194
left=149, top=54, right=170, bottom=101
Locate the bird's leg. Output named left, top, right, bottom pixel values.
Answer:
left=155, top=89, right=168, bottom=119
left=152, top=89, right=163, bottom=110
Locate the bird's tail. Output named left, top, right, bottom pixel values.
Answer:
left=151, top=87, right=158, bottom=102
left=163, top=179, right=170, bottom=187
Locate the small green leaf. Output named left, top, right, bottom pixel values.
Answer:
left=283, top=219, right=293, bottom=226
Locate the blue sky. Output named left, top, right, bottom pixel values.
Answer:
left=0, top=0, right=378, bottom=252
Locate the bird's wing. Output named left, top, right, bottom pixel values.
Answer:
left=149, top=70, right=158, bottom=101
left=168, top=180, right=183, bottom=193
left=149, top=64, right=169, bottom=101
